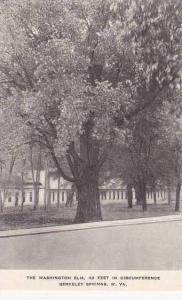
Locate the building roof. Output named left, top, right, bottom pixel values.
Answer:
left=99, top=178, right=124, bottom=189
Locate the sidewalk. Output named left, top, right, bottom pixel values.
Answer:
left=0, top=214, right=182, bottom=238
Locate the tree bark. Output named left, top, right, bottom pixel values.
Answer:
left=19, top=158, right=26, bottom=212
left=15, top=192, right=19, bottom=207
left=75, top=176, right=102, bottom=223
left=134, top=180, right=142, bottom=205
left=44, top=167, right=47, bottom=210
left=49, top=116, right=105, bottom=223
left=30, top=144, right=41, bottom=210
left=0, top=191, right=3, bottom=213
left=44, top=157, right=51, bottom=210
left=175, top=181, right=181, bottom=212
left=70, top=119, right=103, bottom=223
left=0, top=155, right=16, bottom=212
left=140, top=178, right=147, bottom=211
left=46, top=165, right=51, bottom=210
left=57, top=176, right=61, bottom=208
left=167, top=185, right=171, bottom=205
left=152, top=182, right=157, bottom=205
left=134, top=183, right=141, bottom=205
left=127, top=183, right=133, bottom=208
left=20, top=171, right=25, bottom=212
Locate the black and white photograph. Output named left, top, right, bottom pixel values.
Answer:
left=0, top=0, right=181, bottom=286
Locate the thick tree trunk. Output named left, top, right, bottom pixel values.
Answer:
left=175, top=182, right=181, bottom=212
left=75, top=177, right=102, bottom=223
left=62, top=68, right=105, bottom=222
left=71, top=119, right=103, bottom=223
left=127, top=183, right=133, bottom=208
left=50, top=117, right=105, bottom=223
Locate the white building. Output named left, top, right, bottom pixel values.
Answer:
left=2, top=170, right=167, bottom=208
left=3, top=170, right=71, bottom=208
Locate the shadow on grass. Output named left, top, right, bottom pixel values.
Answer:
left=0, top=202, right=180, bottom=231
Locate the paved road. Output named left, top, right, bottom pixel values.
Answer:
left=0, top=220, right=182, bottom=269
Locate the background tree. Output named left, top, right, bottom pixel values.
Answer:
left=0, top=0, right=181, bottom=222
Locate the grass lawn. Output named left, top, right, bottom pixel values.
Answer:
left=0, top=200, right=181, bottom=231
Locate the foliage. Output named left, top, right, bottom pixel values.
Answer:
left=0, top=0, right=181, bottom=218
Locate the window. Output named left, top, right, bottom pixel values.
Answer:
left=8, top=196, right=11, bottom=203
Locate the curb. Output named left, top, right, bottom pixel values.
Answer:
left=0, top=214, right=182, bottom=238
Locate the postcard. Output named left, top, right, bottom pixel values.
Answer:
left=0, top=0, right=181, bottom=292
